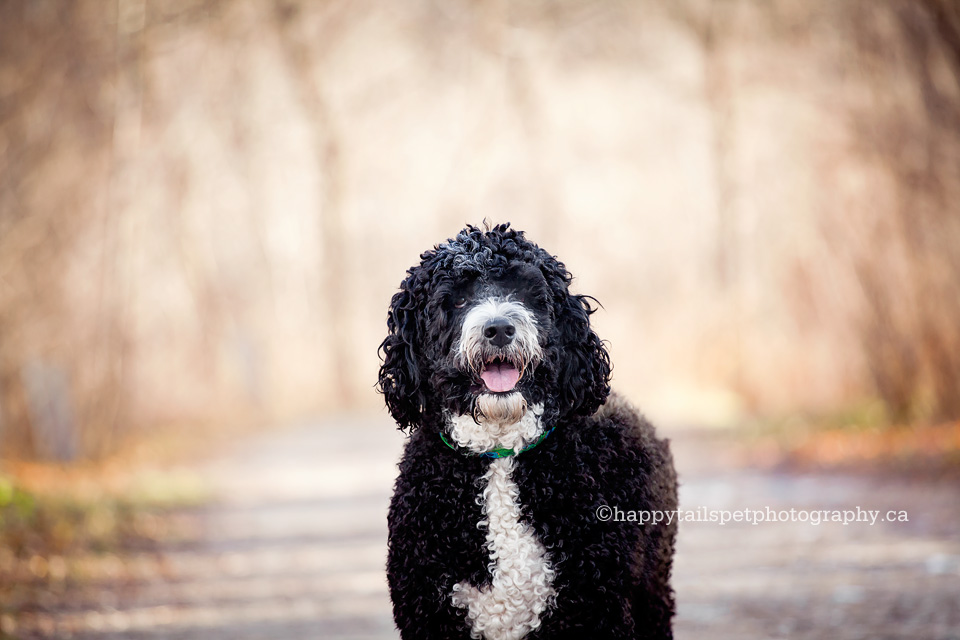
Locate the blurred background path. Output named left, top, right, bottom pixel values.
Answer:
left=12, top=417, right=960, bottom=640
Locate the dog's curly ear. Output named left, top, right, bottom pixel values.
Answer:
left=378, top=271, right=428, bottom=431
left=554, top=292, right=612, bottom=417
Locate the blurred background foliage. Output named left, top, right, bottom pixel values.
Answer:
left=1, top=0, right=960, bottom=463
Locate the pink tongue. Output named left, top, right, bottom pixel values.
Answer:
left=480, top=362, right=520, bottom=393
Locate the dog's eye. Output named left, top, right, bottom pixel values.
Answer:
left=454, top=296, right=467, bottom=309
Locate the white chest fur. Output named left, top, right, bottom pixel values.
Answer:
left=447, top=397, right=545, bottom=454
left=450, top=456, right=556, bottom=640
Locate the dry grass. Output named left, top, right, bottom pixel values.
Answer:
left=743, top=410, right=960, bottom=477
left=0, top=468, right=207, bottom=638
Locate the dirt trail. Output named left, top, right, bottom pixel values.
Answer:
left=19, top=416, right=960, bottom=639
left=672, top=432, right=960, bottom=640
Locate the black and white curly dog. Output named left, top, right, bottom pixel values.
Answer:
left=378, top=223, right=677, bottom=640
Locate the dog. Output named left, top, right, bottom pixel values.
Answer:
left=378, top=223, right=677, bottom=639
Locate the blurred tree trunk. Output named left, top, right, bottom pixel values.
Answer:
left=272, top=1, right=354, bottom=405
left=702, top=0, right=740, bottom=292
left=679, top=0, right=746, bottom=394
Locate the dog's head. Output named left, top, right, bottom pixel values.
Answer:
left=378, top=223, right=610, bottom=434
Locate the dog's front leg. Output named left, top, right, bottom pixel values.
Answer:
left=387, top=435, right=488, bottom=640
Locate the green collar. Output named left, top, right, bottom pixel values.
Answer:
left=439, top=426, right=556, bottom=459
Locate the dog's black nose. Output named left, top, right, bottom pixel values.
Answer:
left=483, top=317, right=516, bottom=347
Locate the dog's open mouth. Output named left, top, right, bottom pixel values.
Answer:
left=480, top=357, right=521, bottom=393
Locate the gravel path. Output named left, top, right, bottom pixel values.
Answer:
left=19, top=416, right=960, bottom=639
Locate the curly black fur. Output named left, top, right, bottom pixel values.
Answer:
left=378, top=223, right=677, bottom=639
